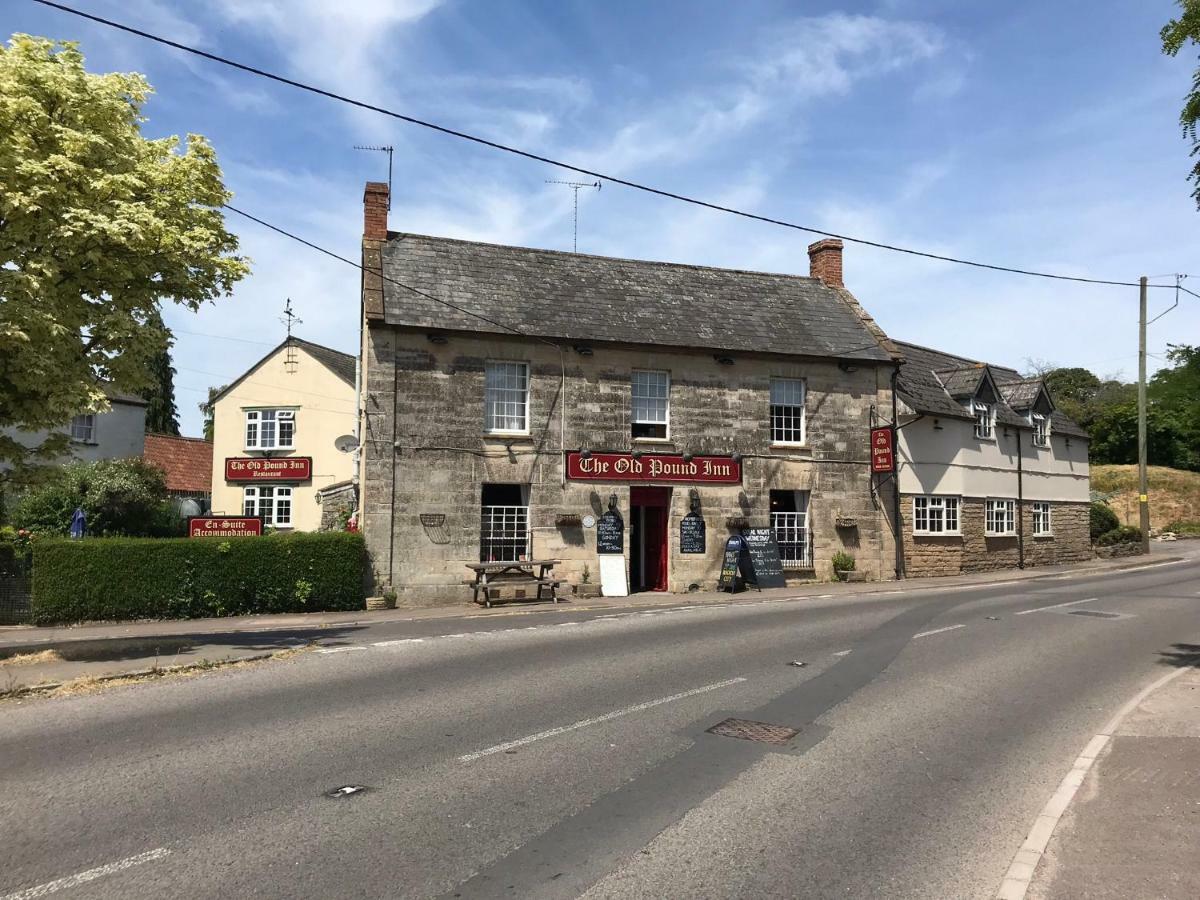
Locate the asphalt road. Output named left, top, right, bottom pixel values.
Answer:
left=2, top=558, right=1198, bottom=899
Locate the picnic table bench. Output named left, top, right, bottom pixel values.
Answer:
left=465, top=559, right=562, bottom=607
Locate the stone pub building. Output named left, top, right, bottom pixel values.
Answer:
left=358, top=182, right=904, bottom=604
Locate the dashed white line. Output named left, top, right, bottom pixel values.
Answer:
left=458, top=677, right=748, bottom=762
left=315, top=645, right=369, bottom=654
left=913, top=624, right=966, bottom=639
left=2, top=848, right=171, bottom=900
left=832, top=649, right=852, bottom=657
left=1013, top=597, right=1098, bottom=616
left=372, top=638, right=425, bottom=647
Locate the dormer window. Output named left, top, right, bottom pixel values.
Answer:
left=972, top=401, right=994, bottom=440
left=1031, top=413, right=1050, bottom=447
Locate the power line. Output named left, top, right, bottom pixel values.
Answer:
left=172, top=327, right=276, bottom=346
left=30, top=0, right=1168, bottom=290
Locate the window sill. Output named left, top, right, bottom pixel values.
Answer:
left=913, top=532, right=963, bottom=538
left=1032, top=533, right=1055, bottom=539
left=984, top=532, right=1017, bottom=538
left=770, top=443, right=811, bottom=451
left=483, top=431, right=532, bottom=440
left=631, top=437, right=673, bottom=445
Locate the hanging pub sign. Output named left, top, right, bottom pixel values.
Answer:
left=679, top=512, right=706, bottom=554
left=189, top=516, right=262, bottom=538
left=225, top=456, right=312, bottom=482
left=566, top=452, right=741, bottom=484
left=596, top=510, right=624, bottom=554
left=870, top=427, right=895, bottom=474
left=742, top=527, right=787, bottom=588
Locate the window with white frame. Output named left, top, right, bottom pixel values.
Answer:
left=986, top=499, right=1017, bottom=535
left=243, top=486, right=292, bottom=528
left=244, top=409, right=295, bottom=451
left=1032, top=501, right=1052, bottom=535
left=770, top=489, right=812, bottom=568
left=770, top=378, right=806, bottom=444
left=912, top=496, right=961, bottom=535
left=480, top=483, right=529, bottom=561
left=484, top=362, right=529, bottom=433
left=631, top=370, right=669, bottom=439
left=1031, top=413, right=1050, bottom=447
left=70, top=414, right=95, bottom=443
left=972, top=401, right=994, bottom=439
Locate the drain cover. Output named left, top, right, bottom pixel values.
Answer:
left=1069, top=610, right=1121, bottom=619
left=707, top=717, right=799, bottom=744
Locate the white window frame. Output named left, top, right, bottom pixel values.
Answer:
left=244, top=408, right=296, bottom=451
left=1032, top=501, right=1052, bottom=536
left=985, top=498, right=1017, bottom=536
left=769, top=377, right=807, bottom=445
left=631, top=369, right=670, bottom=440
left=484, top=361, right=530, bottom=435
left=912, top=495, right=961, bottom=535
left=480, top=501, right=530, bottom=562
left=70, top=414, right=95, bottom=443
left=242, top=485, right=293, bottom=529
left=1031, top=413, right=1050, bottom=448
left=972, top=400, right=995, bottom=440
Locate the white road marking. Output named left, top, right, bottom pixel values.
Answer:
left=995, top=664, right=1196, bottom=900
left=832, top=649, right=852, bottom=657
left=913, top=624, right=966, bottom=639
left=372, top=639, right=425, bottom=647
left=315, top=645, right=368, bottom=654
left=458, top=677, right=748, bottom=762
left=1013, top=597, right=1097, bottom=616
left=2, top=848, right=171, bottom=900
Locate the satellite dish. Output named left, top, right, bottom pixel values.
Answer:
left=334, top=434, right=359, bottom=453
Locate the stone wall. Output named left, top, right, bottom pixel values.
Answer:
left=902, top=497, right=1091, bottom=577
left=362, top=326, right=900, bottom=605
left=318, top=481, right=358, bottom=532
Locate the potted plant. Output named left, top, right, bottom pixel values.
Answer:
left=575, top=564, right=601, bottom=598
left=832, top=551, right=856, bottom=582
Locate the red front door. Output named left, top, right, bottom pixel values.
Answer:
left=631, top=486, right=669, bottom=592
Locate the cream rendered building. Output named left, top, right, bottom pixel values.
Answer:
left=209, top=337, right=358, bottom=532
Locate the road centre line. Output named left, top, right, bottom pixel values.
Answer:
left=913, top=624, right=967, bottom=639
left=1, top=848, right=171, bottom=900
left=1013, top=597, right=1098, bottom=616
left=458, top=677, right=748, bottom=762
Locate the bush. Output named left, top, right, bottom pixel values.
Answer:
left=12, top=458, right=175, bottom=537
left=30, top=532, right=366, bottom=625
left=831, top=551, right=855, bottom=572
left=1164, top=520, right=1200, bottom=535
left=1096, top=526, right=1143, bottom=546
left=1089, top=501, right=1120, bottom=542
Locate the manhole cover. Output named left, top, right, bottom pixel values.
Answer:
left=706, top=717, right=799, bottom=744
left=1069, top=610, right=1121, bottom=619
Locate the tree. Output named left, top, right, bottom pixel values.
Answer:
left=0, top=36, right=249, bottom=475
left=1162, top=1, right=1200, bottom=207
left=1043, top=367, right=1102, bottom=424
left=199, top=384, right=228, bottom=441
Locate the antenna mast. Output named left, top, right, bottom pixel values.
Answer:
left=354, top=145, right=394, bottom=209
left=546, top=179, right=601, bottom=252
left=281, top=298, right=303, bottom=373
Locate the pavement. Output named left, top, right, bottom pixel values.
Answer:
left=0, top=551, right=1197, bottom=898
left=0, top=548, right=1185, bottom=693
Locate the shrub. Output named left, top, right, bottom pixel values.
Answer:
left=1096, top=526, right=1143, bottom=546
left=831, top=551, right=855, bottom=572
left=1164, top=520, right=1200, bottom=535
left=30, top=532, right=366, bottom=625
left=12, top=458, right=173, bottom=537
left=1089, top=501, right=1120, bottom=542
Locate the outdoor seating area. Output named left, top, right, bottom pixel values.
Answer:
left=465, top=559, right=562, bottom=607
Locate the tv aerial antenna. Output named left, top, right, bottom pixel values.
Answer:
left=281, top=297, right=303, bottom=373
left=354, top=144, right=394, bottom=209
left=546, top=179, right=601, bottom=252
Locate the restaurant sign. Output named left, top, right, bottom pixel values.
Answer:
left=189, top=516, right=262, bottom=538
left=225, top=456, right=312, bottom=482
left=870, top=427, right=895, bottom=474
left=566, top=451, right=741, bottom=484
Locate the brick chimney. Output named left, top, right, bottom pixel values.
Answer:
left=363, top=181, right=389, bottom=241
left=807, top=238, right=844, bottom=287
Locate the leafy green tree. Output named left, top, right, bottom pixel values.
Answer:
left=12, top=458, right=178, bottom=536
left=1162, top=1, right=1200, bottom=207
left=199, top=384, right=228, bottom=441
left=0, top=35, right=249, bottom=476
left=1043, top=367, right=1101, bottom=424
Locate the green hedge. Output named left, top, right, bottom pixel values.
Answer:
left=1096, top=525, right=1143, bottom=546
left=31, top=532, right=366, bottom=625
left=1089, top=500, right=1120, bottom=542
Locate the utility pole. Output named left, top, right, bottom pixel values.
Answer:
left=1138, top=276, right=1150, bottom=553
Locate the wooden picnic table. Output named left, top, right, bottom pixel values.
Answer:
left=465, top=559, right=561, bottom=607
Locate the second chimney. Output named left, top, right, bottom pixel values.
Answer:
left=807, top=238, right=844, bottom=287
left=363, top=181, right=389, bottom=241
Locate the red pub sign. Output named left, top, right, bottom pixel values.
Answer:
left=224, top=456, right=312, bottom=482
left=189, top=516, right=262, bottom=538
left=566, top=451, right=741, bottom=484
left=870, top=426, right=895, bottom=474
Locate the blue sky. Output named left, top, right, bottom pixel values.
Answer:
left=11, top=0, right=1200, bottom=436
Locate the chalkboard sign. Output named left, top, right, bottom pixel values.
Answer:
left=596, top=510, right=624, bottom=554
left=680, top=512, right=706, bottom=554
left=743, top=527, right=786, bottom=588
left=718, top=535, right=747, bottom=592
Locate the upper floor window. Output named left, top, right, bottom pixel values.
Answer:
left=70, top=414, right=95, bottom=443
left=1031, top=413, right=1050, bottom=447
left=972, top=401, right=994, bottom=440
left=631, top=370, right=669, bottom=439
left=770, top=378, right=806, bottom=445
left=913, top=495, right=960, bottom=535
left=484, top=361, right=529, bottom=434
left=985, top=499, right=1016, bottom=535
left=245, top=409, right=295, bottom=450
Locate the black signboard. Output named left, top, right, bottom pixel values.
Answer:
left=743, top=527, right=787, bottom=588
left=680, top=512, right=706, bottom=554
left=717, top=535, right=745, bottom=592
left=596, top=510, right=624, bottom=554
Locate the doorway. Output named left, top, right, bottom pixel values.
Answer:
left=630, top=486, right=670, bottom=592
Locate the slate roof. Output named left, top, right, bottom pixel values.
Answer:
left=895, top=341, right=1087, bottom=438
left=378, top=233, right=898, bottom=362
left=935, top=366, right=987, bottom=399
left=143, top=434, right=213, bottom=494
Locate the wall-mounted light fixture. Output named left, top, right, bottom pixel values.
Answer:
left=579, top=448, right=592, bottom=460
left=933, top=419, right=943, bottom=431
left=608, top=494, right=618, bottom=511
left=631, top=449, right=644, bottom=460
left=731, top=452, right=744, bottom=464
left=573, top=344, right=594, bottom=356
left=427, top=333, right=448, bottom=345
left=682, top=451, right=695, bottom=463
left=713, top=355, right=735, bottom=366
left=689, top=488, right=701, bottom=512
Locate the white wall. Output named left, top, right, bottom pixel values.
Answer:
left=0, top=400, right=147, bottom=469
left=897, top=415, right=1089, bottom=502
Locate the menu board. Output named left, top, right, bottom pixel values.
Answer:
left=742, top=527, right=786, bottom=588
left=680, top=512, right=706, bottom=554
left=596, top=510, right=624, bottom=554
left=718, top=535, right=746, bottom=592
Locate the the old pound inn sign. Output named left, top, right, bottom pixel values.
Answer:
left=565, top=452, right=742, bottom=484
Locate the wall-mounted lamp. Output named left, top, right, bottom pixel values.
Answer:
left=631, top=449, right=644, bottom=460
left=933, top=419, right=943, bottom=431
left=837, top=361, right=859, bottom=373
left=713, top=355, right=735, bottom=366
left=608, top=494, right=618, bottom=511
left=1065, top=437, right=1072, bottom=449
left=427, top=333, right=448, bottom=345
left=573, top=344, right=594, bottom=356
left=682, top=452, right=695, bottom=463
left=578, top=448, right=592, bottom=460
left=731, top=452, right=744, bottom=464
left=689, top=488, right=701, bottom=512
